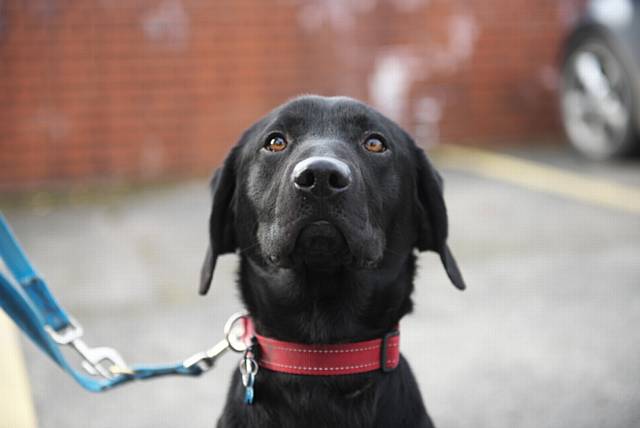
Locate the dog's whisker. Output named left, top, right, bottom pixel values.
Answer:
left=237, top=220, right=262, bottom=254
left=238, top=240, right=260, bottom=254
left=384, top=247, right=404, bottom=257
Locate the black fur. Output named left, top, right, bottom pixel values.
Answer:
left=200, top=96, right=465, bottom=427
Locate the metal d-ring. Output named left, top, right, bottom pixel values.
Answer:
left=224, top=311, right=250, bottom=353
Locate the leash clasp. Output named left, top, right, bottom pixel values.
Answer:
left=182, top=339, right=229, bottom=372
left=183, top=311, right=250, bottom=372
left=45, top=317, right=132, bottom=379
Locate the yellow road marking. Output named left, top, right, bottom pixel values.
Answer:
left=434, top=145, right=640, bottom=215
left=0, top=313, right=38, bottom=428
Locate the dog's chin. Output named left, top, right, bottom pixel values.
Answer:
left=292, top=221, right=350, bottom=272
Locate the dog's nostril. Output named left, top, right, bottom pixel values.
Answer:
left=295, top=170, right=315, bottom=188
left=328, top=171, right=350, bottom=190
left=292, top=156, right=352, bottom=196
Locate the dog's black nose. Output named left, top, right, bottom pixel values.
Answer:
left=292, top=156, right=352, bottom=197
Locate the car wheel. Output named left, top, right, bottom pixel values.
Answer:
left=560, top=35, right=638, bottom=159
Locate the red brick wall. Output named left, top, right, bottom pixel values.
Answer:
left=0, top=0, right=585, bottom=189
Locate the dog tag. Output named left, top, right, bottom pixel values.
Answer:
left=239, top=354, right=259, bottom=405
left=243, top=372, right=255, bottom=404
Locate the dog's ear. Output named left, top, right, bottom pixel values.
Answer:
left=414, top=146, right=466, bottom=290
left=199, top=146, right=240, bottom=295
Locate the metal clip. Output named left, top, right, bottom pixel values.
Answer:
left=45, top=317, right=84, bottom=345
left=183, top=339, right=229, bottom=371
left=183, top=311, right=249, bottom=371
left=45, top=317, right=131, bottom=379
left=73, top=340, right=132, bottom=378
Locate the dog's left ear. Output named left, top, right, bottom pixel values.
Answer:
left=414, top=147, right=466, bottom=290
left=199, top=146, right=239, bottom=295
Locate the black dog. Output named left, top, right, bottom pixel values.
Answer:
left=199, top=95, right=465, bottom=427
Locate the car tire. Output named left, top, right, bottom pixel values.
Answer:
left=560, top=33, right=639, bottom=159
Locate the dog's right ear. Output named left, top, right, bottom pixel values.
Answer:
left=199, top=146, right=240, bottom=295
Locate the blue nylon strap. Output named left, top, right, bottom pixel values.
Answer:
left=0, top=217, right=71, bottom=331
left=0, top=213, right=205, bottom=392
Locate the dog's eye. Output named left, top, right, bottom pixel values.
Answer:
left=264, top=134, right=288, bottom=152
left=363, top=136, right=387, bottom=153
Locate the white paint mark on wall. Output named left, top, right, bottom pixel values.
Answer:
left=538, top=65, right=559, bottom=91
left=298, top=0, right=376, bottom=31
left=297, top=1, right=479, bottom=125
left=414, top=97, right=442, bottom=147
left=368, top=13, right=478, bottom=128
left=32, top=109, right=71, bottom=143
left=391, top=0, right=428, bottom=13
left=140, top=137, right=165, bottom=179
left=428, top=14, right=479, bottom=74
left=142, top=0, right=189, bottom=50
left=368, top=51, right=418, bottom=121
left=298, top=0, right=431, bottom=31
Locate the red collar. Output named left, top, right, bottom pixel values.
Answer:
left=243, top=318, right=400, bottom=376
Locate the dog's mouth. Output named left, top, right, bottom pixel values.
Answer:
left=296, top=221, right=347, bottom=254
left=259, top=214, right=385, bottom=271
left=292, top=220, right=350, bottom=270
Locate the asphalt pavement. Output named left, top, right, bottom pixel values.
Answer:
left=1, top=144, right=639, bottom=428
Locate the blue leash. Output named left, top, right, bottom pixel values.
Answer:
left=0, top=213, right=241, bottom=392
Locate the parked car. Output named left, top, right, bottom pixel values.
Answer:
left=560, top=0, right=640, bottom=159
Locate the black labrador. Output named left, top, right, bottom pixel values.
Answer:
left=199, top=95, right=465, bottom=427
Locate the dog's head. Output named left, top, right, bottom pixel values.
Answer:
left=199, top=96, right=465, bottom=298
